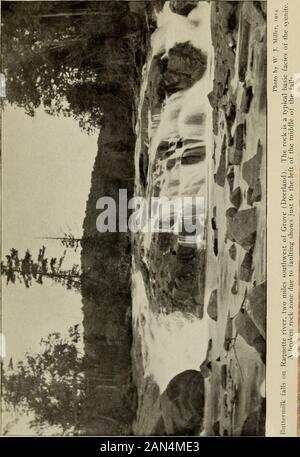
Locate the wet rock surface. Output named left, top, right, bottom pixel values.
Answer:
left=235, top=310, right=266, bottom=363
left=232, top=124, right=245, bottom=165
left=158, top=43, right=207, bottom=97
left=203, top=0, right=266, bottom=437
left=161, top=370, right=205, bottom=435
left=241, top=403, right=266, bottom=436
left=229, top=244, right=237, bottom=261
left=231, top=277, right=238, bottom=295
left=169, top=0, right=199, bottom=16
left=226, top=208, right=257, bottom=250
left=242, top=141, right=263, bottom=187
left=230, top=187, right=242, bottom=209
left=207, top=289, right=218, bottom=322
left=239, top=251, right=254, bottom=282
left=243, top=140, right=263, bottom=205
left=240, top=85, right=254, bottom=113
left=226, top=166, right=235, bottom=193
left=133, top=0, right=266, bottom=437
left=246, top=282, right=266, bottom=337
left=215, top=147, right=226, bottom=187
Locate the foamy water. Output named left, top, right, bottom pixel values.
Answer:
left=132, top=1, right=213, bottom=393
left=132, top=268, right=209, bottom=392
left=152, top=1, right=212, bottom=57
left=147, top=1, right=213, bottom=197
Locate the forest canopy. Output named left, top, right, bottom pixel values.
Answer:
left=2, top=326, right=85, bottom=434
left=1, top=1, right=144, bottom=132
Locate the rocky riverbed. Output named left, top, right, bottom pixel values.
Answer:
left=131, top=1, right=267, bottom=436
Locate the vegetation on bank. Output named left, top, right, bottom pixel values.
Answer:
left=1, top=0, right=147, bottom=133
left=1, top=0, right=153, bottom=435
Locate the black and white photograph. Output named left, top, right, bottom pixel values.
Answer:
left=1, top=0, right=269, bottom=437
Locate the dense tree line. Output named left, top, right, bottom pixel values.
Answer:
left=1, top=246, right=81, bottom=291
left=1, top=0, right=146, bottom=435
left=2, top=326, right=85, bottom=434
left=1, top=1, right=145, bottom=132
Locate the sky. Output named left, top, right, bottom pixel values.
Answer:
left=1, top=104, right=98, bottom=434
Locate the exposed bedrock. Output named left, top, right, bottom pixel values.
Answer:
left=243, top=140, right=263, bottom=205
left=207, top=289, right=218, bottom=322
left=235, top=282, right=266, bottom=363
left=241, top=399, right=266, bottom=436
left=230, top=186, right=242, bottom=209
left=229, top=243, right=237, bottom=261
left=215, top=151, right=226, bottom=187
left=238, top=250, right=254, bottom=283
left=246, top=282, right=266, bottom=337
left=169, top=0, right=199, bottom=16
left=155, top=42, right=207, bottom=98
left=240, top=85, right=254, bottom=113
left=229, top=123, right=245, bottom=166
left=160, top=369, right=205, bottom=435
left=226, top=207, right=257, bottom=251
left=226, top=166, right=235, bottom=193
left=235, top=310, right=266, bottom=363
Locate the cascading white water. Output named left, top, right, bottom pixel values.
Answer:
left=132, top=1, right=214, bottom=393
left=148, top=1, right=213, bottom=199
left=152, top=1, right=212, bottom=57
left=132, top=268, right=209, bottom=393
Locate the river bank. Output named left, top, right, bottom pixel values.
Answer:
left=132, top=1, right=267, bottom=436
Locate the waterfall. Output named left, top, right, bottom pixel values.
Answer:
left=132, top=268, right=209, bottom=393
left=152, top=1, right=212, bottom=57
left=132, top=1, right=213, bottom=393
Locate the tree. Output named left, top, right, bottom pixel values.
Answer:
left=39, top=231, right=128, bottom=254
left=2, top=326, right=85, bottom=434
left=40, top=233, right=83, bottom=252
left=1, top=1, right=142, bottom=133
left=1, top=246, right=81, bottom=291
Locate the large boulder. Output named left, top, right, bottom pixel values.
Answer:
left=239, top=85, right=254, bottom=113
left=207, top=289, right=218, bottom=321
left=242, top=141, right=263, bottom=204
left=246, top=282, right=266, bottom=338
left=229, top=243, right=237, bottom=261
left=200, top=359, right=212, bottom=378
left=238, top=251, right=254, bottom=282
left=242, top=143, right=263, bottom=187
left=247, top=182, right=262, bottom=205
left=242, top=411, right=260, bottom=436
left=160, top=43, right=207, bottom=96
left=241, top=400, right=266, bottom=436
left=228, top=123, right=244, bottom=165
left=161, top=370, right=205, bottom=435
left=230, top=187, right=242, bottom=209
left=169, top=0, right=199, bottom=16
left=226, top=208, right=257, bottom=250
left=226, top=166, right=235, bottom=193
left=238, top=20, right=251, bottom=82
left=235, top=310, right=266, bottom=363
left=215, top=151, right=226, bottom=187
